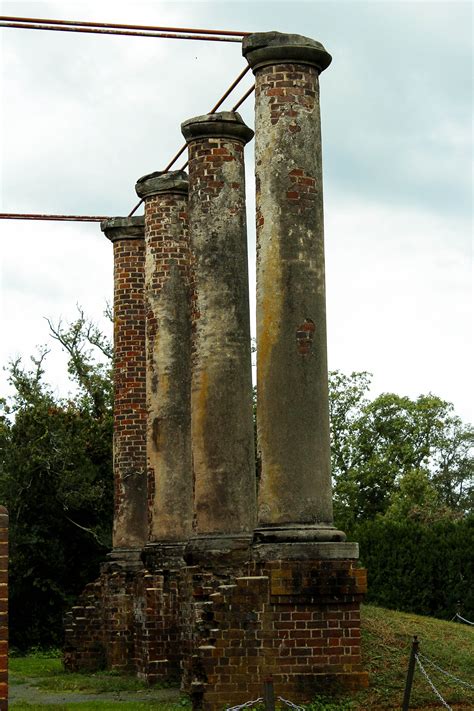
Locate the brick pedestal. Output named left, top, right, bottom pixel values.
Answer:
left=183, top=556, right=367, bottom=711
left=0, top=508, right=8, bottom=711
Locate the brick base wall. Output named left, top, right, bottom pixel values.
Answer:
left=0, top=507, right=8, bottom=711
left=183, top=558, right=367, bottom=710
left=64, top=554, right=367, bottom=710
left=134, top=569, right=182, bottom=683
left=64, top=580, right=105, bottom=672
left=64, top=562, right=183, bottom=682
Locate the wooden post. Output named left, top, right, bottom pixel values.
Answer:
left=263, top=677, right=275, bottom=711
left=402, top=635, right=419, bottom=711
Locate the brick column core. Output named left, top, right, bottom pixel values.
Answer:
left=135, top=170, right=192, bottom=554
left=181, top=111, right=256, bottom=559
left=101, top=217, right=147, bottom=555
left=243, top=32, right=345, bottom=543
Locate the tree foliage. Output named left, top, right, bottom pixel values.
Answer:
left=328, top=371, right=473, bottom=532
left=0, top=310, right=113, bottom=650
left=353, top=516, right=474, bottom=620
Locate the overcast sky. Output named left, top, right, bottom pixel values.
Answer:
left=0, top=0, right=472, bottom=422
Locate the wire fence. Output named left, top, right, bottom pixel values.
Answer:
left=225, top=693, right=306, bottom=711
left=226, top=698, right=263, bottom=711
left=227, top=622, right=474, bottom=711
left=403, top=632, right=474, bottom=711
left=453, top=612, right=473, bottom=626
left=414, top=653, right=453, bottom=710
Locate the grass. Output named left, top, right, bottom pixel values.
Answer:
left=10, top=653, right=178, bottom=695
left=9, top=649, right=186, bottom=709
left=9, top=605, right=474, bottom=709
left=351, top=605, right=474, bottom=709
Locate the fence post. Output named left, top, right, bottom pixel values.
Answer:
left=402, top=635, right=419, bottom=711
left=263, top=677, right=275, bottom=711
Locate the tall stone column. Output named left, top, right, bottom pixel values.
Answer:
left=181, top=111, right=256, bottom=557
left=134, top=170, right=193, bottom=559
left=101, top=217, right=148, bottom=560
left=243, top=32, right=345, bottom=543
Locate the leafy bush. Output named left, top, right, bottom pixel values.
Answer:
left=352, top=516, right=474, bottom=620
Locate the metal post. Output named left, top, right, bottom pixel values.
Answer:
left=263, top=677, right=275, bottom=711
left=402, top=635, right=419, bottom=711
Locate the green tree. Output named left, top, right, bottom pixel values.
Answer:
left=328, top=372, right=473, bottom=531
left=0, top=310, right=113, bottom=649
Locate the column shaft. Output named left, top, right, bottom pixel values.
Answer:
left=135, top=171, right=192, bottom=546
left=182, top=112, right=256, bottom=546
left=243, top=32, right=342, bottom=540
left=102, top=217, right=148, bottom=550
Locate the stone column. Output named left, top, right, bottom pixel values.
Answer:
left=135, top=170, right=193, bottom=560
left=101, top=217, right=148, bottom=560
left=181, top=111, right=256, bottom=557
left=243, top=32, right=345, bottom=543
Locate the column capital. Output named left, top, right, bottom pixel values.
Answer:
left=242, top=31, right=332, bottom=74
left=181, top=111, right=254, bottom=145
left=101, top=216, right=144, bottom=242
left=135, top=169, right=188, bottom=199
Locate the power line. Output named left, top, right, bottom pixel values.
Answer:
left=0, top=15, right=248, bottom=42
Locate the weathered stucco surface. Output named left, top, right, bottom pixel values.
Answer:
left=135, top=172, right=193, bottom=543
left=182, top=112, right=256, bottom=541
left=244, top=33, right=336, bottom=533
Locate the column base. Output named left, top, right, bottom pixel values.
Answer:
left=185, top=534, right=254, bottom=566
left=141, top=542, right=186, bottom=569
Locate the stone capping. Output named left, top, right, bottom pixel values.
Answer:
left=253, top=541, right=360, bottom=561
left=101, top=216, right=145, bottom=242
left=105, top=547, right=144, bottom=572
left=254, top=524, right=347, bottom=544
left=181, top=110, right=254, bottom=145
left=135, top=169, right=188, bottom=199
left=242, top=30, right=332, bottom=73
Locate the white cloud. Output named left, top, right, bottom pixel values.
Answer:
left=0, top=0, right=472, bottom=425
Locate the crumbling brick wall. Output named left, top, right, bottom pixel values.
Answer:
left=0, top=507, right=8, bottom=711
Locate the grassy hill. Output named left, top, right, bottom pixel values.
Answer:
left=9, top=604, right=474, bottom=709
left=350, top=604, right=474, bottom=709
